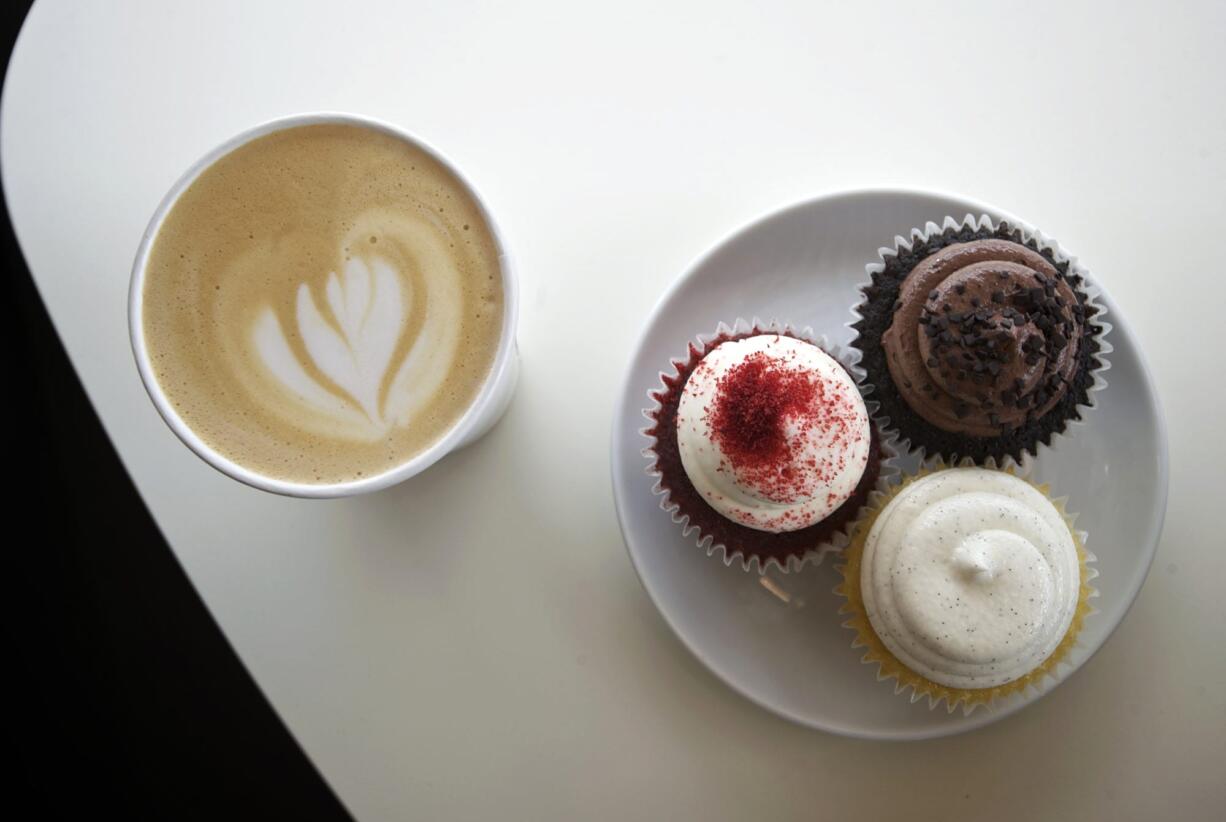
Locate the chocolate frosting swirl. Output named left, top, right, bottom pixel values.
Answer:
left=881, top=239, right=1086, bottom=437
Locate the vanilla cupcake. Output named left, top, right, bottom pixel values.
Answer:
left=836, top=465, right=1095, bottom=712
left=644, top=321, right=891, bottom=572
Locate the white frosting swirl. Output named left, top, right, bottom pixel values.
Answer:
left=861, top=468, right=1080, bottom=689
left=675, top=335, right=871, bottom=533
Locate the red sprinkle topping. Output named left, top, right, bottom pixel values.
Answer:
left=706, top=346, right=862, bottom=508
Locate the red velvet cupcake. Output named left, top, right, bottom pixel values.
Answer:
left=643, top=320, right=893, bottom=573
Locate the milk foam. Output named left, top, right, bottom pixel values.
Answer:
left=140, top=124, right=504, bottom=484
left=250, top=210, right=462, bottom=442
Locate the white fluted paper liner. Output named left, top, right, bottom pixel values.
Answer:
left=834, top=456, right=1099, bottom=715
left=640, top=317, right=902, bottom=575
left=847, top=214, right=1113, bottom=465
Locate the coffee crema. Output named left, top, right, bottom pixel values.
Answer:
left=141, top=123, right=504, bottom=485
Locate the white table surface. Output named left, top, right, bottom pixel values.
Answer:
left=4, top=1, right=1223, bottom=819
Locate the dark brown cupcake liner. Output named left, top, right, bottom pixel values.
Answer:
left=849, top=215, right=1111, bottom=464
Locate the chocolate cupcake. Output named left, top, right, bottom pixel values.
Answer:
left=643, top=320, right=893, bottom=573
left=851, top=216, right=1108, bottom=462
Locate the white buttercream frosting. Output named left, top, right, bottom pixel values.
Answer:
left=860, top=468, right=1080, bottom=689
left=675, top=334, right=871, bottom=533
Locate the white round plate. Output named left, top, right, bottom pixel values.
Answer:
left=610, top=189, right=1168, bottom=739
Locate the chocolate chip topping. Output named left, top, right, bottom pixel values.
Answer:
left=852, top=221, right=1102, bottom=462
left=880, top=239, right=1083, bottom=437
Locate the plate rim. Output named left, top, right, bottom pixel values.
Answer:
left=609, top=185, right=1169, bottom=740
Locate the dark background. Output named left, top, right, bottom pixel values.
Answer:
left=4, top=4, right=351, bottom=818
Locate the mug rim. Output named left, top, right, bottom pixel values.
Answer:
left=128, top=111, right=520, bottom=498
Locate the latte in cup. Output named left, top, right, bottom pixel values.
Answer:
left=139, top=123, right=505, bottom=485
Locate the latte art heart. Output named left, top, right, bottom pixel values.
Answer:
left=250, top=211, right=463, bottom=442
left=141, top=123, right=504, bottom=484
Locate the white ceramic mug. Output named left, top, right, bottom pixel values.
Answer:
left=128, top=112, right=519, bottom=498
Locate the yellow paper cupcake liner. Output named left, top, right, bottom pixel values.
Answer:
left=833, top=458, right=1097, bottom=714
